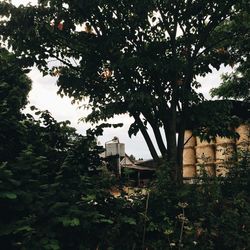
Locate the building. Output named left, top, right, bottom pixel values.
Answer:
left=100, top=137, right=156, bottom=187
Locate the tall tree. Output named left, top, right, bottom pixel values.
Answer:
left=0, top=0, right=249, bottom=183
left=211, top=9, right=250, bottom=101
left=0, top=48, right=31, bottom=162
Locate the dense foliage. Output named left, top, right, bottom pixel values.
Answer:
left=0, top=48, right=144, bottom=249
left=0, top=48, right=31, bottom=162
left=1, top=137, right=249, bottom=249
left=0, top=1, right=249, bottom=249
left=1, top=0, right=249, bottom=182
left=144, top=158, right=250, bottom=250
left=211, top=9, right=250, bottom=101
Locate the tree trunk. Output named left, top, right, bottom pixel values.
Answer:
left=177, top=120, right=185, bottom=184
left=165, top=121, right=180, bottom=182
left=165, top=84, right=187, bottom=185
left=148, top=120, right=167, bottom=157
left=133, top=113, right=160, bottom=161
left=164, top=96, right=184, bottom=184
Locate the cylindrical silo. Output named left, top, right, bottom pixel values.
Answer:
left=196, top=137, right=215, bottom=147
left=184, top=130, right=196, bottom=147
left=236, top=124, right=250, bottom=156
left=196, top=163, right=216, bottom=177
left=215, top=142, right=235, bottom=163
left=216, top=162, right=230, bottom=177
left=236, top=124, right=250, bottom=144
left=195, top=136, right=216, bottom=176
left=183, top=147, right=196, bottom=165
left=195, top=143, right=215, bottom=164
left=183, top=130, right=196, bottom=178
left=216, top=135, right=235, bottom=144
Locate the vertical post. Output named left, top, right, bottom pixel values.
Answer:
left=117, top=155, right=121, bottom=176
left=138, top=171, right=140, bottom=186
left=116, top=142, right=121, bottom=176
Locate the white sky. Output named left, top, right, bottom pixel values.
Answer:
left=11, top=0, right=231, bottom=159
left=11, top=0, right=37, bottom=6
left=26, top=65, right=231, bottom=160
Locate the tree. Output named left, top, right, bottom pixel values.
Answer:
left=0, top=0, right=249, bottom=183
left=0, top=48, right=31, bottom=162
left=0, top=36, right=143, bottom=249
left=211, top=9, right=250, bottom=101
left=0, top=132, right=116, bottom=249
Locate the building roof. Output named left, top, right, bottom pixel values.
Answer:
left=120, top=154, right=156, bottom=171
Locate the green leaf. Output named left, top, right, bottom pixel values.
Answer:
left=30, top=105, right=37, bottom=111
left=98, top=218, right=114, bottom=224
left=81, top=194, right=96, bottom=202
left=0, top=192, right=17, bottom=199
left=41, top=239, right=60, bottom=250
left=121, top=216, right=137, bottom=225
left=14, top=225, right=33, bottom=233
left=59, top=217, right=80, bottom=227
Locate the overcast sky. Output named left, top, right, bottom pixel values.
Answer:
left=12, top=0, right=231, bottom=159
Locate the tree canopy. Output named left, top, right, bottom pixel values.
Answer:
left=0, top=4, right=250, bottom=247
left=0, top=0, right=249, bottom=182
left=0, top=48, right=31, bottom=162
left=211, top=8, right=250, bottom=101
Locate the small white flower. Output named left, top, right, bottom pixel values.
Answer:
left=50, top=19, right=55, bottom=27
left=178, top=202, right=188, bottom=208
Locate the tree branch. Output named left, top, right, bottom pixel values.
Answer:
left=133, top=113, right=159, bottom=161
left=141, top=110, right=167, bottom=157
left=192, top=2, right=235, bottom=58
